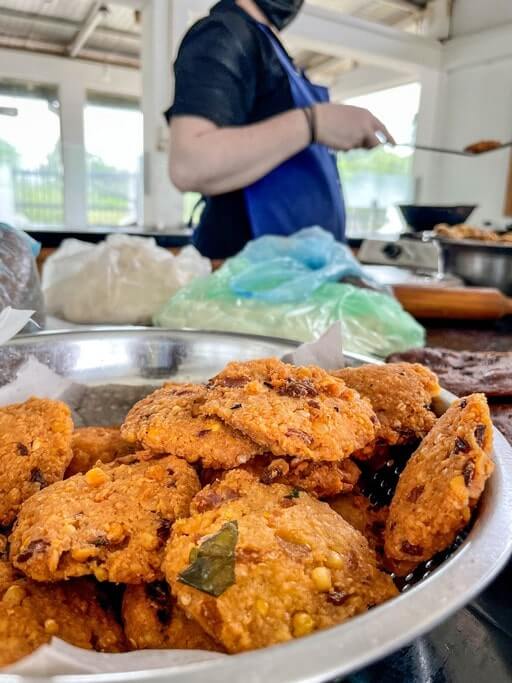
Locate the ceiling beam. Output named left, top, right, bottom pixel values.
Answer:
left=287, top=2, right=442, bottom=72
left=443, top=22, right=512, bottom=72
left=68, top=3, right=109, bottom=57
left=0, top=36, right=139, bottom=68
left=0, top=7, right=140, bottom=42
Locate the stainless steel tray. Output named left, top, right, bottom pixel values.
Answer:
left=1, top=328, right=512, bottom=683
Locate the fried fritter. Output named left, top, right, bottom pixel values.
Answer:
left=10, top=452, right=200, bottom=584
left=384, top=394, right=494, bottom=572
left=65, top=426, right=135, bottom=477
left=329, top=494, right=388, bottom=561
left=202, top=359, right=377, bottom=462
left=464, top=140, right=502, bottom=154
left=0, top=398, right=73, bottom=528
left=0, top=559, right=125, bottom=667
left=205, top=453, right=361, bottom=499
left=333, top=363, right=441, bottom=460
left=122, top=582, right=223, bottom=651
left=121, top=383, right=262, bottom=469
left=165, top=471, right=397, bottom=653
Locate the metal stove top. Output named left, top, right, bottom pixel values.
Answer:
left=358, top=238, right=463, bottom=287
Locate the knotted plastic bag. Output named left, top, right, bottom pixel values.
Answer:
left=229, top=226, right=382, bottom=303
left=155, top=244, right=424, bottom=358
left=42, top=235, right=211, bottom=325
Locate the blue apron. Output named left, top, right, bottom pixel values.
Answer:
left=244, top=24, right=346, bottom=241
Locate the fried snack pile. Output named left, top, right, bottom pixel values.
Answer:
left=435, top=223, right=512, bottom=244
left=0, top=358, right=495, bottom=666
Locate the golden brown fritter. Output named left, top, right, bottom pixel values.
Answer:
left=122, top=582, right=223, bottom=651
left=329, top=494, right=388, bottom=562
left=202, top=359, right=377, bottom=462
left=0, top=559, right=20, bottom=594
left=165, top=471, right=397, bottom=653
left=10, top=452, right=200, bottom=584
left=464, top=140, right=502, bottom=154
left=65, top=427, right=135, bottom=478
left=384, top=394, right=494, bottom=572
left=121, top=383, right=262, bottom=469
left=206, top=453, right=361, bottom=499
left=0, top=560, right=125, bottom=667
left=0, top=398, right=73, bottom=528
left=333, top=363, right=441, bottom=460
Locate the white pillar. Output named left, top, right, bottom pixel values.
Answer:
left=59, top=81, right=87, bottom=229
left=412, top=67, right=446, bottom=203
left=142, top=0, right=189, bottom=231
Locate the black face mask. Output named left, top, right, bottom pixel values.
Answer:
left=253, top=0, right=304, bottom=29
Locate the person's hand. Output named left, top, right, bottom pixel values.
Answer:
left=314, top=103, right=395, bottom=150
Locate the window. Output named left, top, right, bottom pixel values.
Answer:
left=0, top=80, right=64, bottom=228
left=84, top=93, right=143, bottom=227
left=337, top=82, right=421, bottom=237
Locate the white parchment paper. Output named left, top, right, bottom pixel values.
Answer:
left=0, top=307, right=35, bottom=345
left=0, top=321, right=345, bottom=675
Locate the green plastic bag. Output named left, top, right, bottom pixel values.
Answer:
left=154, top=256, right=425, bottom=358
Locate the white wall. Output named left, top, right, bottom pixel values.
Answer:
left=431, top=58, right=512, bottom=223
left=452, top=0, right=512, bottom=37
left=416, top=0, right=512, bottom=223
left=0, top=48, right=141, bottom=229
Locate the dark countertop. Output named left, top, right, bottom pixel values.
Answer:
left=27, top=228, right=365, bottom=250
left=27, top=228, right=192, bottom=249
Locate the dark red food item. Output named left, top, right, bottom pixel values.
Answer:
left=489, top=404, right=512, bottom=445
left=387, top=348, right=512, bottom=446
left=387, top=348, right=512, bottom=398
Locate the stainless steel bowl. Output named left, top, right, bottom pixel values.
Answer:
left=1, top=328, right=512, bottom=683
left=438, top=238, right=512, bottom=294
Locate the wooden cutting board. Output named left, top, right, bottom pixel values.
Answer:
left=393, top=285, right=512, bottom=320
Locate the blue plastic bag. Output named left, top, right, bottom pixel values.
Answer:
left=155, top=257, right=425, bottom=358
left=229, top=227, right=381, bottom=303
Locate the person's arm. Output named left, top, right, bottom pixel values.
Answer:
left=169, top=104, right=394, bottom=196
left=169, top=109, right=309, bottom=195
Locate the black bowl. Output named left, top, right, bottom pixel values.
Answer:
left=398, top=205, right=477, bottom=233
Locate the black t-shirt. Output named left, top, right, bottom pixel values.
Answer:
left=165, top=0, right=295, bottom=258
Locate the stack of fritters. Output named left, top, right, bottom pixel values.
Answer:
left=0, top=357, right=495, bottom=665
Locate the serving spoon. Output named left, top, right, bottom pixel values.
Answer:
left=391, top=140, right=512, bottom=157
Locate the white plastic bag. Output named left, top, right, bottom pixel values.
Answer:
left=42, top=235, right=211, bottom=324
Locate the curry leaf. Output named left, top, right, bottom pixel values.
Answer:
left=284, top=487, right=301, bottom=499
left=178, top=521, right=238, bottom=597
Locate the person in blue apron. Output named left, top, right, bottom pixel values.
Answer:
left=165, top=0, right=394, bottom=259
